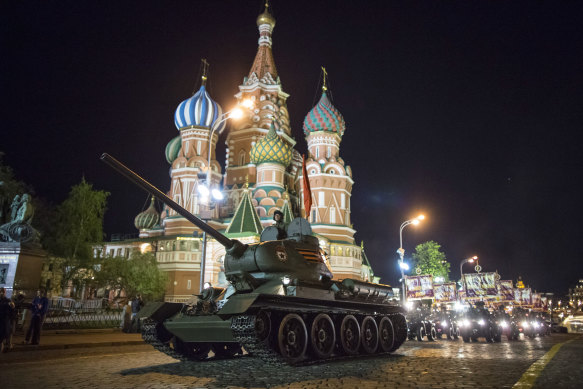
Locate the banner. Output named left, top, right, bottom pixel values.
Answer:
left=463, top=272, right=497, bottom=298
left=497, top=280, right=514, bottom=301
left=514, top=288, right=532, bottom=306
left=405, top=275, right=434, bottom=300
left=301, top=154, right=312, bottom=217
left=434, top=282, right=457, bottom=302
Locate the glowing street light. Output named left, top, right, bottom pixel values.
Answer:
left=198, top=99, right=253, bottom=292
left=460, top=255, right=479, bottom=295
left=397, top=214, right=425, bottom=304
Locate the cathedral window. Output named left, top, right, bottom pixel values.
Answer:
left=197, top=140, right=202, bottom=156
left=187, top=280, right=192, bottom=290
left=341, top=193, right=346, bottom=209
left=327, top=147, right=331, bottom=158
left=311, top=209, right=316, bottom=223
left=316, top=148, right=319, bottom=158
left=318, top=192, right=324, bottom=206
left=330, top=207, right=336, bottom=223
left=311, top=169, right=316, bottom=174
left=239, top=150, right=246, bottom=165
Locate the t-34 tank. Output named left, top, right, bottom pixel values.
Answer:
left=101, top=153, right=407, bottom=365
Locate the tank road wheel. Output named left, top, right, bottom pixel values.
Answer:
left=361, top=316, right=379, bottom=354
left=310, top=313, right=336, bottom=359
left=389, top=313, right=408, bottom=352
left=378, top=316, right=395, bottom=352
left=277, top=313, right=308, bottom=364
left=182, top=342, right=211, bottom=361
left=339, top=315, right=361, bottom=355
left=255, top=310, right=272, bottom=342
left=211, top=342, right=242, bottom=358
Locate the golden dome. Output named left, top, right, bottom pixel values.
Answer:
left=256, top=4, right=276, bottom=28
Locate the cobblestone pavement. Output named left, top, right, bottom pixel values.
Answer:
left=1, top=334, right=581, bottom=388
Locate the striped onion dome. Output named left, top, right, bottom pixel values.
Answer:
left=165, top=135, right=181, bottom=164
left=302, top=92, right=346, bottom=137
left=250, top=125, right=293, bottom=166
left=174, top=85, right=225, bottom=131
left=134, top=197, right=160, bottom=230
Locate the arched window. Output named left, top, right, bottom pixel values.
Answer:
left=330, top=207, right=336, bottom=223
left=196, top=140, right=202, bottom=156
left=239, top=150, right=246, bottom=165
left=327, top=146, right=331, bottom=158
left=316, top=148, right=319, bottom=158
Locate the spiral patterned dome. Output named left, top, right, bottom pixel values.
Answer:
left=174, top=85, right=225, bottom=131
left=303, top=92, right=346, bottom=137
left=165, top=135, right=181, bottom=164
left=134, top=197, right=160, bottom=230
left=250, top=125, right=293, bottom=166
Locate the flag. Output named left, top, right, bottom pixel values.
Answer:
left=302, top=154, right=312, bottom=218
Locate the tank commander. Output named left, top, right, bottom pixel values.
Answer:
left=273, top=210, right=287, bottom=239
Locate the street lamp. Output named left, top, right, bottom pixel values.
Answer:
left=459, top=255, right=478, bottom=296
left=397, top=214, right=425, bottom=304
left=198, top=99, right=253, bottom=293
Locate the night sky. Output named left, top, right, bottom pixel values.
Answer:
left=2, top=1, right=582, bottom=295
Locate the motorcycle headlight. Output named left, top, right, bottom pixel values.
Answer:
left=500, top=321, right=508, bottom=328
left=522, top=321, right=529, bottom=328
left=533, top=322, right=540, bottom=328
left=443, top=321, right=448, bottom=328
left=478, top=319, right=486, bottom=326
left=462, top=319, right=470, bottom=327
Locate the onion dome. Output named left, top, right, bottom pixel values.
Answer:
left=134, top=197, right=160, bottom=230
left=165, top=135, right=181, bottom=164
left=256, top=3, right=276, bottom=28
left=302, top=92, right=346, bottom=137
left=174, top=85, right=225, bottom=131
left=250, top=125, right=292, bottom=166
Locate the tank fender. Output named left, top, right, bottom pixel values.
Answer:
left=217, top=279, right=285, bottom=319
left=136, top=301, right=183, bottom=323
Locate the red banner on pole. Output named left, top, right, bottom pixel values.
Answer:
left=302, top=154, right=312, bottom=218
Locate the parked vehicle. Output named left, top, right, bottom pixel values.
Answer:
left=432, top=309, right=459, bottom=340
left=406, top=302, right=437, bottom=341
left=459, top=302, right=498, bottom=343
left=493, top=306, right=519, bottom=341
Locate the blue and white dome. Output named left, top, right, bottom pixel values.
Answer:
left=174, top=85, right=225, bottom=131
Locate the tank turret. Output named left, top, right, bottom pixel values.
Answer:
left=101, top=153, right=407, bottom=365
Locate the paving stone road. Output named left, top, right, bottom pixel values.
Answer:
left=1, top=334, right=581, bottom=388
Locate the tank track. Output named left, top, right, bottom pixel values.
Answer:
left=231, top=308, right=407, bottom=366
left=141, top=320, right=190, bottom=362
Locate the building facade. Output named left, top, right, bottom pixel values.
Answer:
left=100, top=4, right=378, bottom=302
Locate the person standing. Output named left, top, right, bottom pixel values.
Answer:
left=0, top=287, right=15, bottom=353
left=24, top=289, right=49, bottom=345
left=130, top=294, right=143, bottom=333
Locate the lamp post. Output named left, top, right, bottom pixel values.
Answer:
left=459, top=255, right=478, bottom=297
left=397, top=214, right=425, bottom=304
left=198, top=100, right=253, bottom=293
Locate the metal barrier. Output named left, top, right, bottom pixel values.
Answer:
left=40, top=298, right=123, bottom=330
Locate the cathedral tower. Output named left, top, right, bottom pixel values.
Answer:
left=224, top=3, right=300, bottom=219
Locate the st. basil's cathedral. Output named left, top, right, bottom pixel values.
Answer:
left=102, top=4, right=379, bottom=302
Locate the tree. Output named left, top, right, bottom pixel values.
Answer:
left=411, top=241, right=451, bottom=281
left=42, top=178, right=109, bottom=295
left=96, top=252, right=167, bottom=302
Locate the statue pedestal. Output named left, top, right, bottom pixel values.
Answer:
left=0, top=242, right=46, bottom=298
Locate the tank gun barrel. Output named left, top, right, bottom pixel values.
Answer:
left=100, top=153, right=235, bottom=250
